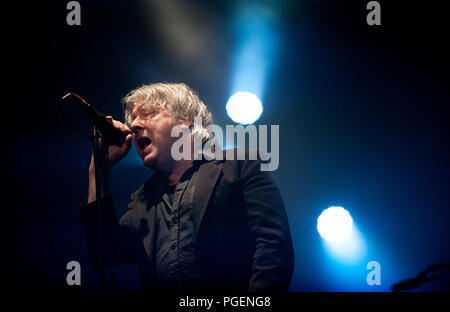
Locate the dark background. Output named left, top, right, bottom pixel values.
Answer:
left=3, top=0, right=449, bottom=292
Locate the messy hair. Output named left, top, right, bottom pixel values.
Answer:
left=122, top=83, right=213, bottom=142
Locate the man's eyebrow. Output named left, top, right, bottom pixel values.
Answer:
left=130, top=105, right=141, bottom=119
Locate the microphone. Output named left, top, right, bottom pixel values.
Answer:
left=61, top=92, right=128, bottom=146
left=392, top=277, right=423, bottom=291
left=392, top=263, right=450, bottom=291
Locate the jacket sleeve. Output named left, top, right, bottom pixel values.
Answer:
left=79, top=195, right=142, bottom=269
left=240, top=158, right=295, bottom=292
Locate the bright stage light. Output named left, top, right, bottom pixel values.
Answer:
left=226, top=91, right=263, bottom=125
left=317, top=206, right=353, bottom=242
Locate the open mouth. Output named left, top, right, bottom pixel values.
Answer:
left=137, top=137, right=152, bottom=151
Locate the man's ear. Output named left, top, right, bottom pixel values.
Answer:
left=186, top=116, right=194, bottom=129
left=177, top=117, right=194, bottom=130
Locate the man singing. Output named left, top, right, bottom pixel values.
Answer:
left=80, top=83, right=294, bottom=292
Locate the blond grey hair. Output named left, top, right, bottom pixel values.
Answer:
left=122, top=83, right=213, bottom=142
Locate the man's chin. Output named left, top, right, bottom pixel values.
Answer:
left=142, top=154, right=157, bottom=169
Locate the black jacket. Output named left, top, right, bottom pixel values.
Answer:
left=80, top=155, right=294, bottom=292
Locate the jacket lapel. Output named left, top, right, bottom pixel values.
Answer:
left=193, top=161, right=222, bottom=241
left=138, top=174, right=164, bottom=261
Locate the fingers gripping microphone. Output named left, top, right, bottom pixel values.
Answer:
left=62, top=92, right=128, bottom=146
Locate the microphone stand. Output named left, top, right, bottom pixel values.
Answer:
left=91, top=124, right=108, bottom=291
left=60, top=92, right=124, bottom=292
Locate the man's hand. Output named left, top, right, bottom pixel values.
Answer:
left=99, top=116, right=133, bottom=169
left=87, top=116, right=133, bottom=203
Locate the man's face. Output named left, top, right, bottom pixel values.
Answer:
left=130, top=105, right=183, bottom=171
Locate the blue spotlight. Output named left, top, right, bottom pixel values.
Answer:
left=228, top=2, right=279, bottom=124
left=226, top=91, right=263, bottom=125
left=318, top=206, right=367, bottom=265
left=317, top=206, right=353, bottom=242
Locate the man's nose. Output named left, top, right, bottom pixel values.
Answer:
left=130, top=116, right=144, bottom=133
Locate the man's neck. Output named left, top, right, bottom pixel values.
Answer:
left=165, top=159, right=194, bottom=185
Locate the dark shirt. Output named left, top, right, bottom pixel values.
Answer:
left=154, top=163, right=200, bottom=291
